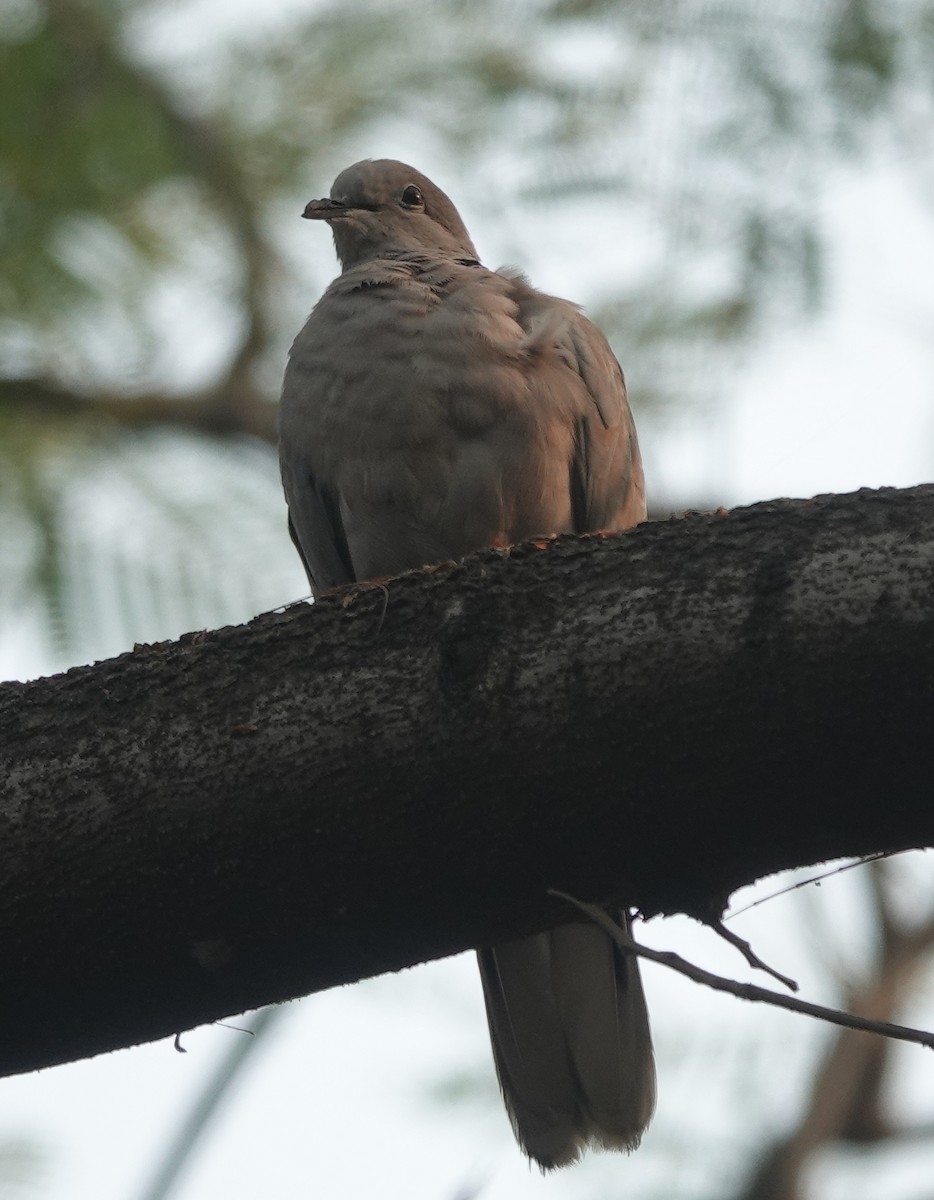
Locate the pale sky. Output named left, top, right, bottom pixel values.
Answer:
left=2, top=4, right=934, bottom=1199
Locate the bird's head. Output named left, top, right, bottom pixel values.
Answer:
left=302, top=159, right=479, bottom=271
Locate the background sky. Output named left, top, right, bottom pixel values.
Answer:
left=2, top=1, right=933, bottom=1198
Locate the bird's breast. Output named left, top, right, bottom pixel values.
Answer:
left=283, top=265, right=583, bottom=576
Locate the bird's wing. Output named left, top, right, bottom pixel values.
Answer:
left=510, top=275, right=646, bottom=533
left=564, top=313, right=646, bottom=532
left=279, top=366, right=356, bottom=596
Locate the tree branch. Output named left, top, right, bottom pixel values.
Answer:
left=551, top=893, right=934, bottom=1050
left=2, top=484, right=934, bottom=1078
left=708, top=918, right=799, bottom=992
left=0, top=375, right=278, bottom=442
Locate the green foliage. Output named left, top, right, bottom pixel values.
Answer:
left=1, top=0, right=933, bottom=662
left=4, top=0, right=933, bottom=386
left=831, top=0, right=899, bottom=100
left=0, top=1, right=185, bottom=332
left=0, top=396, right=303, bottom=669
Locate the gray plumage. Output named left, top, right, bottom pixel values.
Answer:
left=279, top=158, right=655, bottom=1168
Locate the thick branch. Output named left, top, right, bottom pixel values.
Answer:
left=2, top=485, right=934, bottom=1077
left=0, top=375, right=278, bottom=442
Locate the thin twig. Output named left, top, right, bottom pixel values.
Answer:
left=708, top=918, right=799, bottom=992
left=725, top=852, right=892, bottom=919
left=549, top=891, right=934, bottom=1051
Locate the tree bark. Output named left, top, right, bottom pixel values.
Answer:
left=2, top=484, right=933, bottom=1078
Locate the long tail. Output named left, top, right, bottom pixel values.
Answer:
left=477, top=914, right=655, bottom=1169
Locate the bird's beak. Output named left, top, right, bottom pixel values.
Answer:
left=302, top=198, right=350, bottom=221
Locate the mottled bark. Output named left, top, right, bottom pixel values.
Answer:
left=2, top=485, right=933, bottom=1078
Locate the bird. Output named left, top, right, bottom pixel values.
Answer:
left=279, top=158, right=655, bottom=1169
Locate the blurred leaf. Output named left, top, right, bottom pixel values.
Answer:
left=0, top=1, right=183, bottom=315
left=0, top=396, right=303, bottom=668
left=2, top=0, right=934, bottom=657
left=830, top=0, right=899, bottom=103
left=0, top=1136, right=47, bottom=1198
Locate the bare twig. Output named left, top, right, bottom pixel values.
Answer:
left=725, top=853, right=892, bottom=920
left=708, top=918, right=799, bottom=992
left=549, top=891, right=934, bottom=1051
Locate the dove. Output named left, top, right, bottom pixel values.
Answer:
left=280, top=159, right=654, bottom=1168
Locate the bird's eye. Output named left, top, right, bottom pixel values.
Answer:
left=400, top=185, right=424, bottom=209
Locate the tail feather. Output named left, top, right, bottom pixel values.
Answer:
left=478, top=915, right=655, bottom=1169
